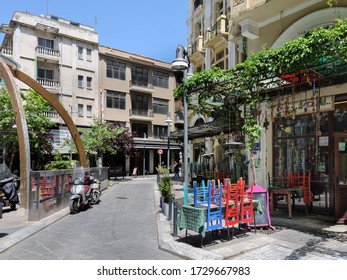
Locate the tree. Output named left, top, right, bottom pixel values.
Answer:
left=81, top=117, right=135, bottom=166
left=0, top=88, right=54, bottom=170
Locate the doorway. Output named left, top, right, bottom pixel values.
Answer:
left=334, top=133, right=347, bottom=224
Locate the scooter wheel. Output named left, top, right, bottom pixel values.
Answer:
left=69, top=199, right=80, bottom=214
left=91, top=191, right=100, bottom=205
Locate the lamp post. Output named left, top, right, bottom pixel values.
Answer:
left=171, top=45, right=192, bottom=188
left=165, top=112, right=172, bottom=169
left=143, top=133, right=146, bottom=176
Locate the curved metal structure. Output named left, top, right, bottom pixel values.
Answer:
left=0, top=56, right=87, bottom=209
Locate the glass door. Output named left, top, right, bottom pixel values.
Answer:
left=334, top=133, right=347, bottom=223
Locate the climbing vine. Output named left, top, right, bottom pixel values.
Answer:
left=174, top=19, right=347, bottom=150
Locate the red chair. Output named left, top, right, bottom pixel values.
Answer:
left=225, top=181, right=240, bottom=240
left=240, top=179, right=255, bottom=226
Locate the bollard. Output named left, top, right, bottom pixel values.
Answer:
left=168, top=194, right=172, bottom=221
left=173, top=201, right=178, bottom=236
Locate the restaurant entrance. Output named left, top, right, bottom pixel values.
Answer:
left=334, top=133, right=347, bottom=224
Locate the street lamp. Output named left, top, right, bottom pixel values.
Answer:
left=171, top=45, right=192, bottom=188
left=165, top=112, right=172, bottom=169
left=143, top=133, right=146, bottom=176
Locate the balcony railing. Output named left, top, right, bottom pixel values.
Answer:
left=206, top=15, right=228, bottom=43
left=37, top=78, right=60, bottom=89
left=36, top=46, right=60, bottom=59
left=44, top=110, right=61, bottom=121
left=129, top=109, right=154, bottom=118
left=129, top=80, right=154, bottom=90
left=0, top=46, right=13, bottom=56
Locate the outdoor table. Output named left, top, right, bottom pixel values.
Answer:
left=268, top=187, right=302, bottom=218
left=177, top=200, right=262, bottom=240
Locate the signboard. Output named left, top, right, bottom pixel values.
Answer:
left=158, top=149, right=163, bottom=155
left=51, top=129, right=71, bottom=153
left=248, top=185, right=273, bottom=229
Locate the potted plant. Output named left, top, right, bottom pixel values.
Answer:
left=158, top=174, right=174, bottom=216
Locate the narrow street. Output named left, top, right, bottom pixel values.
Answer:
left=0, top=178, right=181, bottom=260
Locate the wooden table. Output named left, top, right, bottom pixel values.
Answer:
left=269, top=188, right=302, bottom=218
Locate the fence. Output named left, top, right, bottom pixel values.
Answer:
left=28, top=167, right=108, bottom=221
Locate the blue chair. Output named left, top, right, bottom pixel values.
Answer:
left=206, top=181, right=223, bottom=231
left=183, top=182, right=194, bottom=205
left=193, top=180, right=209, bottom=206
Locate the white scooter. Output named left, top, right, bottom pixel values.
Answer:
left=69, top=168, right=101, bottom=214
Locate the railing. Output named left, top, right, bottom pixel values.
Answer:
left=129, top=80, right=154, bottom=90
left=28, top=167, right=109, bottom=221
left=129, top=109, right=154, bottom=118
left=0, top=46, right=13, bottom=56
left=206, top=16, right=228, bottom=42
left=36, top=46, right=60, bottom=58
left=37, top=78, right=60, bottom=89
left=44, top=110, right=60, bottom=121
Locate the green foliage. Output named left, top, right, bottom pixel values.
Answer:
left=81, top=117, right=134, bottom=158
left=159, top=175, right=173, bottom=203
left=0, top=88, right=54, bottom=169
left=45, top=152, right=76, bottom=170
left=174, top=19, right=347, bottom=150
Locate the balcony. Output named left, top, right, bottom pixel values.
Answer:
left=188, top=35, right=204, bottom=63
left=36, top=46, right=60, bottom=63
left=0, top=46, right=13, bottom=56
left=205, top=15, right=229, bottom=48
left=44, top=110, right=61, bottom=123
left=129, top=109, right=154, bottom=121
left=129, top=80, right=154, bottom=94
left=36, top=78, right=61, bottom=92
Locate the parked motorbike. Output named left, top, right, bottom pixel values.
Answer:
left=0, top=164, right=20, bottom=211
left=69, top=168, right=101, bottom=214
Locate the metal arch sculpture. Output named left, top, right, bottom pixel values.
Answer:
left=0, top=56, right=87, bottom=209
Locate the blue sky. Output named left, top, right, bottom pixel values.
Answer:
left=1, top=0, right=188, bottom=62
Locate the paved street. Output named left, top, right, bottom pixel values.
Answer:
left=0, top=178, right=181, bottom=260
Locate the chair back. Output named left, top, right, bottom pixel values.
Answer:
left=206, top=181, right=223, bottom=230
left=240, top=179, right=255, bottom=224
left=183, top=182, right=194, bottom=205
left=193, top=180, right=209, bottom=206
left=225, top=181, right=239, bottom=227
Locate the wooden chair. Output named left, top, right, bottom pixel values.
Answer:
left=183, top=182, right=194, bottom=205
left=193, top=180, right=209, bottom=206
left=240, top=179, right=255, bottom=228
left=206, top=181, right=223, bottom=231
left=225, top=181, right=240, bottom=240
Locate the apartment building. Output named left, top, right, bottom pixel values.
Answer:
left=0, top=11, right=179, bottom=175
left=98, top=46, right=179, bottom=175
left=187, top=0, right=347, bottom=222
left=0, top=11, right=99, bottom=154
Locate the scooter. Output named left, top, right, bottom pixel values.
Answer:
left=69, top=169, right=101, bottom=214
left=0, top=164, right=20, bottom=211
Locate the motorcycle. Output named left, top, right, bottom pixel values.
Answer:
left=0, top=164, right=20, bottom=211
left=69, top=168, right=101, bottom=214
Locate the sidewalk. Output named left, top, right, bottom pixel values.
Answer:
left=1, top=178, right=347, bottom=259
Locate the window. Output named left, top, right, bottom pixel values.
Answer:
left=38, top=37, right=53, bottom=49
left=78, top=75, right=84, bottom=88
left=86, top=105, right=92, bottom=117
left=154, top=125, right=168, bottom=139
left=131, top=65, right=148, bottom=86
left=78, top=104, right=84, bottom=117
left=131, top=94, right=148, bottom=111
left=87, top=77, right=92, bottom=88
left=78, top=46, right=83, bottom=60
left=86, top=49, right=92, bottom=61
left=106, top=60, right=126, bottom=80
left=106, top=90, right=126, bottom=109
left=131, top=123, right=148, bottom=138
left=153, top=70, right=169, bottom=88
left=38, top=68, right=53, bottom=80
left=153, top=98, right=169, bottom=115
